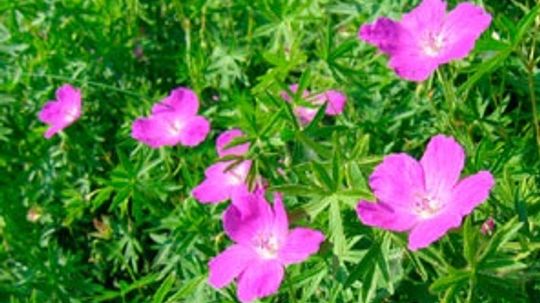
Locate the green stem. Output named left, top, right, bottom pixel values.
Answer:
left=465, top=273, right=476, bottom=303
left=528, top=72, right=540, bottom=154
left=526, top=34, right=540, bottom=155
left=285, top=269, right=298, bottom=303
left=436, top=69, right=457, bottom=113
left=435, top=69, right=461, bottom=135
left=17, top=71, right=144, bottom=97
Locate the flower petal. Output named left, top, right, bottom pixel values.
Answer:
left=131, top=116, right=178, bottom=148
left=321, top=90, right=346, bottom=116
left=39, top=84, right=82, bottom=138
left=271, top=193, right=289, bottom=241
left=408, top=209, right=462, bottom=251
left=192, top=178, right=231, bottom=204
left=389, top=52, right=439, bottom=82
left=237, top=260, right=284, bottom=303
left=359, top=17, right=402, bottom=55
left=44, top=124, right=64, bottom=139
left=420, top=135, right=465, bottom=201
left=55, top=84, right=81, bottom=108
left=217, top=129, right=249, bottom=158
left=178, top=115, right=210, bottom=147
left=152, top=87, right=199, bottom=116
left=225, top=187, right=273, bottom=244
left=401, top=0, right=446, bottom=34
left=192, top=162, right=236, bottom=203
left=356, top=200, right=418, bottom=232
left=38, top=101, right=61, bottom=124
left=439, top=3, right=492, bottom=63
left=208, top=244, right=257, bottom=289
left=369, top=153, right=425, bottom=208
left=294, top=107, right=318, bottom=125
left=278, top=227, right=324, bottom=265
left=450, top=171, right=494, bottom=216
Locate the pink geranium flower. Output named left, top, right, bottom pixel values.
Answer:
left=358, top=0, right=492, bottom=81
left=38, top=84, right=82, bottom=139
left=281, top=84, right=346, bottom=125
left=131, top=87, right=210, bottom=148
left=208, top=187, right=325, bottom=303
left=192, top=129, right=251, bottom=203
left=357, top=135, right=495, bottom=251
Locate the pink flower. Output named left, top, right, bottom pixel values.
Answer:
left=357, top=135, right=495, bottom=251
left=208, top=187, right=325, bottom=303
left=38, top=84, right=82, bottom=139
left=192, top=129, right=251, bottom=204
left=359, top=0, right=492, bottom=81
left=281, top=84, right=346, bottom=125
left=131, top=87, right=210, bottom=148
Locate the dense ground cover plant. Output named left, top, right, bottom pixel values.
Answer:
left=1, top=0, right=539, bottom=302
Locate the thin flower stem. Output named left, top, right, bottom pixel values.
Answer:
left=526, top=34, right=540, bottom=155
left=435, top=69, right=460, bottom=134
left=285, top=269, right=298, bottom=303
left=528, top=70, right=540, bottom=154
left=17, top=71, right=144, bottom=97
left=465, top=275, right=476, bottom=303
left=436, top=69, right=457, bottom=113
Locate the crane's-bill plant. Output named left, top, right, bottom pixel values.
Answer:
left=1, top=0, right=539, bottom=302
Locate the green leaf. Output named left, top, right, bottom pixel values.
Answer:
left=296, top=131, right=332, bottom=158
left=329, top=197, right=346, bottom=259
left=479, top=217, right=523, bottom=262
left=303, top=196, right=332, bottom=219
left=345, top=244, right=379, bottom=287
left=164, top=276, right=206, bottom=303
left=463, top=217, right=479, bottom=266
left=95, top=273, right=160, bottom=302
left=460, top=4, right=540, bottom=94
left=152, top=273, right=176, bottom=303
left=312, top=161, right=334, bottom=192
left=430, top=269, right=470, bottom=293
left=269, top=184, right=325, bottom=196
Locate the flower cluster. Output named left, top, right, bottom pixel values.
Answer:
left=36, top=0, right=496, bottom=302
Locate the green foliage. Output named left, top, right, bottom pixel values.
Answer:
left=1, top=0, right=539, bottom=302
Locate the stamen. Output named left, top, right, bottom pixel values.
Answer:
left=422, top=32, right=445, bottom=57
left=414, top=194, right=443, bottom=219
left=167, top=119, right=184, bottom=136
left=254, top=233, right=279, bottom=259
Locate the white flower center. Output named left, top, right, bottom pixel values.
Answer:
left=167, top=119, right=184, bottom=136
left=414, top=194, right=443, bottom=219
left=65, top=107, right=79, bottom=122
left=254, top=233, right=279, bottom=259
left=422, top=32, right=445, bottom=57
left=226, top=163, right=248, bottom=185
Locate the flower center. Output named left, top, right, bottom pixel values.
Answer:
left=254, top=233, right=279, bottom=259
left=226, top=163, right=248, bottom=185
left=167, top=119, right=184, bottom=136
left=414, top=194, right=443, bottom=219
left=65, top=107, right=79, bottom=122
left=422, top=32, right=445, bottom=57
